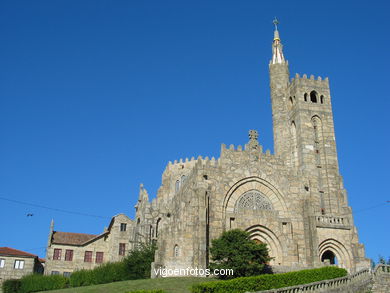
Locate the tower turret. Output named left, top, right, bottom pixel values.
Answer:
left=269, top=19, right=291, bottom=163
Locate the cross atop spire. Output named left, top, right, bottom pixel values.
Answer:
left=273, top=17, right=279, bottom=31
left=271, top=18, right=285, bottom=64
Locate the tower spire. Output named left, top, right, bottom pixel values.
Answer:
left=271, top=18, right=285, bottom=64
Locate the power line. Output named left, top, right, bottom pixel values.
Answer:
left=0, top=195, right=111, bottom=220
left=354, top=202, right=389, bottom=214
left=21, top=246, right=46, bottom=252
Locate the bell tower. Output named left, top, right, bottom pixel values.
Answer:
left=269, top=20, right=346, bottom=215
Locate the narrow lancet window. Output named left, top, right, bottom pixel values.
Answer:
left=310, top=91, right=318, bottom=103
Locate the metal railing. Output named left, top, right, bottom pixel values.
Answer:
left=249, top=268, right=372, bottom=293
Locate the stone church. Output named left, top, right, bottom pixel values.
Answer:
left=45, top=24, right=370, bottom=276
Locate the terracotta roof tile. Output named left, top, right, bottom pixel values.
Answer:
left=0, top=247, right=37, bottom=258
left=52, top=231, right=99, bottom=245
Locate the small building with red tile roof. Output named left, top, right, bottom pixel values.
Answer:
left=0, top=247, right=44, bottom=287
left=44, top=214, right=135, bottom=276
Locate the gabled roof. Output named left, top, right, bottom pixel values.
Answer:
left=0, top=247, right=37, bottom=258
left=51, top=231, right=106, bottom=246
left=49, top=214, right=132, bottom=247
left=107, top=213, right=133, bottom=231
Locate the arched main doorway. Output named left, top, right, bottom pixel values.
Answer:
left=246, top=225, right=283, bottom=266
left=318, top=239, right=352, bottom=270
left=321, top=250, right=338, bottom=265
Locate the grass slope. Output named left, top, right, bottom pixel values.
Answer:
left=38, top=277, right=216, bottom=293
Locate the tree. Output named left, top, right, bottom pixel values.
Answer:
left=209, top=229, right=272, bottom=279
left=124, top=242, right=157, bottom=279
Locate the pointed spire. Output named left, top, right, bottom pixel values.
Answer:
left=271, top=18, right=286, bottom=64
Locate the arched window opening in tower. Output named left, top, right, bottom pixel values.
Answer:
left=310, top=91, right=318, bottom=103
left=181, top=175, right=186, bottom=186
left=320, top=95, right=324, bottom=104
left=291, top=121, right=298, bottom=167
left=321, top=250, right=338, bottom=265
left=174, top=244, right=179, bottom=257
left=175, top=180, right=180, bottom=193
left=289, top=96, right=293, bottom=108
left=304, top=93, right=308, bottom=102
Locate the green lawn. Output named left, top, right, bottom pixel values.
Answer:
left=38, top=277, right=215, bottom=293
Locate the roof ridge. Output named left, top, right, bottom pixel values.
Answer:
left=0, top=247, right=37, bottom=258
left=53, top=231, right=98, bottom=236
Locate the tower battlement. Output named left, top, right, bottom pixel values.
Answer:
left=290, top=73, right=329, bottom=88
left=166, top=155, right=219, bottom=173
left=220, top=142, right=284, bottom=166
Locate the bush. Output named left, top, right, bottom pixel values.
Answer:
left=191, top=266, right=347, bottom=293
left=209, top=229, right=271, bottom=279
left=2, top=275, right=68, bottom=293
left=2, top=279, right=21, bottom=293
left=18, top=274, right=69, bottom=293
left=69, top=261, right=127, bottom=287
left=70, top=243, right=157, bottom=287
left=124, top=242, right=157, bottom=280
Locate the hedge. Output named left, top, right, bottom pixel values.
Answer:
left=2, top=279, right=21, bottom=293
left=191, top=266, right=347, bottom=293
left=19, top=275, right=69, bottom=293
left=69, top=261, right=128, bottom=287
left=2, top=275, right=69, bottom=293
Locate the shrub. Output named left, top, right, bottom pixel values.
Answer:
left=124, top=242, right=157, bottom=279
left=209, top=229, right=271, bottom=279
left=20, top=274, right=69, bottom=293
left=69, top=261, right=127, bottom=287
left=68, top=269, right=94, bottom=287
left=2, top=279, right=21, bottom=293
left=191, top=266, right=347, bottom=293
left=2, top=274, right=68, bottom=293
left=70, top=243, right=157, bottom=287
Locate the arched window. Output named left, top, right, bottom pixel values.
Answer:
left=156, top=218, right=161, bottom=238
left=291, top=121, right=298, bottom=167
left=321, top=250, right=338, bottom=265
left=235, top=190, right=273, bottom=212
left=289, top=96, right=293, bottom=107
left=173, top=244, right=179, bottom=257
left=312, top=116, right=323, bottom=165
left=181, top=175, right=186, bottom=185
left=320, top=95, right=324, bottom=104
left=310, top=91, right=318, bottom=103
left=312, top=116, right=323, bottom=144
left=304, top=93, right=308, bottom=102
left=175, top=180, right=180, bottom=192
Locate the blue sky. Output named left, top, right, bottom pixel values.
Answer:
left=0, top=1, right=389, bottom=262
